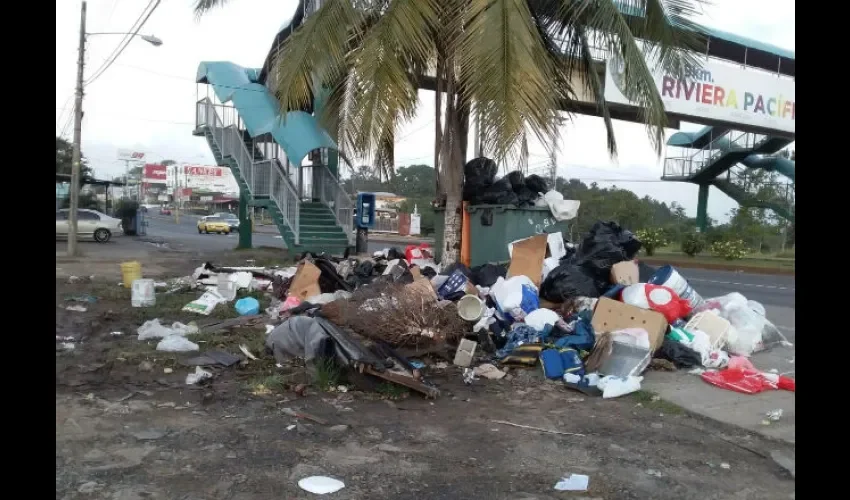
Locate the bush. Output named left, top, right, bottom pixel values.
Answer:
left=681, top=233, right=706, bottom=257
left=710, top=239, right=749, bottom=260
left=635, top=228, right=668, bottom=256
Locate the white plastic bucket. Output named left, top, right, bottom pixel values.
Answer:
left=217, top=276, right=238, bottom=301
left=648, top=265, right=705, bottom=310
left=457, top=294, right=485, bottom=322
left=131, top=279, right=156, bottom=308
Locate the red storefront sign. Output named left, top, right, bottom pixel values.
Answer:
left=143, top=164, right=167, bottom=182
left=184, top=165, right=222, bottom=177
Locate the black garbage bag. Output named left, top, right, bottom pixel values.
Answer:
left=441, top=262, right=473, bottom=278
left=314, top=257, right=354, bottom=293
left=386, top=247, right=405, bottom=261
left=654, top=338, right=702, bottom=369
left=506, top=170, right=525, bottom=192
left=419, top=266, right=437, bottom=279
left=539, top=262, right=600, bottom=302
left=463, top=157, right=498, bottom=201
left=355, top=260, right=375, bottom=278
left=470, top=263, right=507, bottom=287
left=515, top=185, right=538, bottom=206
left=575, top=221, right=642, bottom=283
left=525, top=174, right=549, bottom=194
left=477, top=178, right=519, bottom=205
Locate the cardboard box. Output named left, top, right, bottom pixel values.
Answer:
left=591, top=297, right=668, bottom=352
left=507, top=234, right=548, bottom=287
left=287, top=261, right=322, bottom=301
left=610, top=260, right=639, bottom=286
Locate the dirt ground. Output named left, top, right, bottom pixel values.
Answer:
left=56, top=247, right=795, bottom=500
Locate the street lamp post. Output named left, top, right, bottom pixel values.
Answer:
left=66, top=0, right=163, bottom=256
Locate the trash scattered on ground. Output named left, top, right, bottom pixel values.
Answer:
left=183, top=350, right=241, bottom=367
left=138, top=319, right=199, bottom=340
left=183, top=290, right=227, bottom=315
left=235, top=296, right=260, bottom=316
left=297, top=476, right=345, bottom=495
left=554, top=473, right=589, bottom=491
left=65, top=294, right=97, bottom=303
left=156, top=336, right=199, bottom=352
left=491, top=419, right=585, bottom=437
left=765, top=409, right=783, bottom=423
left=185, top=366, right=213, bottom=385
left=65, top=305, right=88, bottom=312
left=239, top=344, right=258, bottom=361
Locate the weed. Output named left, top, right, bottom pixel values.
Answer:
left=313, top=358, right=342, bottom=391
left=376, top=382, right=409, bottom=399
left=632, top=390, right=685, bottom=415
left=247, top=374, right=288, bottom=395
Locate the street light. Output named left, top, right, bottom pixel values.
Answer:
left=66, top=1, right=164, bottom=257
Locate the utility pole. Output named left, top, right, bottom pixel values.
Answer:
left=67, top=0, right=87, bottom=257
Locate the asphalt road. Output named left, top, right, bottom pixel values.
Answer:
left=144, top=214, right=795, bottom=335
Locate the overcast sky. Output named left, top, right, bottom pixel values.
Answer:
left=55, top=0, right=795, bottom=221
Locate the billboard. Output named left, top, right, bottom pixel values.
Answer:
left=118, top=149, right=146, bottom=161
left=184, top=165, right=222, bottom=177
left=604, top=51, right=795, bottom=134
left=143, top=164, right=167, bottom=182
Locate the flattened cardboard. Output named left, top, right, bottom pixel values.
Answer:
left=610, top=260, right=639, bottom=286
left=287, top=261, right=322, bottom=301
left=507, top=234, right=548, bottom=287
left=591, top=297, right=668, bottom=352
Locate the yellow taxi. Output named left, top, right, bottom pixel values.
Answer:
left=197, top=216, right=232, bottom=234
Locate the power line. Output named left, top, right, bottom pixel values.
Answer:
left=84, top=0, right=155, bottom=86
left=86, top=0, right=161, bottom=87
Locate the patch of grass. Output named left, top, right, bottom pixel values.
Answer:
left=632, top=390, right=685, bottom=415
left=376, top=382, right=409, bottom=400
left=314, top=358, right=342, bottom=391
left=247, top=373, right=289, bottom=395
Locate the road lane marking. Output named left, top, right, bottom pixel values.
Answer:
left=687, top=278, right=794, bottom=292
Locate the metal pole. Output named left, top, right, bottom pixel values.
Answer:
left=67, top=0, right=87, bottom=257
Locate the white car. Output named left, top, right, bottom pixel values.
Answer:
left=56, top=209, right=123, bottom=243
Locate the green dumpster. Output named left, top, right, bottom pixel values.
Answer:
left=433, top=205, right=570, bottom=266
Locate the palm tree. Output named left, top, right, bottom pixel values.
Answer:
left=194, top=0, right=706, bottom=264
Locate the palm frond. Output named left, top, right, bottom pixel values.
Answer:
left=458, top=0, right=562, bottom=164
left=342, top=0, right=441, bottom=160
left=193, top=0, right=234, bottom=19
left=271, top=0, right=362, bottom=117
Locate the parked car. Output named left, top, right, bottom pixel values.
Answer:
left=197, top=216, right=231, bottom=234
left=213, top=212, right=240, bottom=232
left=160, top=207, right=172, bottom=216
left=56, top=209, right=123, bottom=243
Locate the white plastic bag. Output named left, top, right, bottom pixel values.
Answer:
left=137, top=319, right=198, bottom=340
left=543, top=190, right=580, bottom=221
left=186, top=366, right=213, bottom=385
left=525, top=308, right=561, bottom=332
left=598, top=375, right=643, bottom=398
left=156, top=336, right=199, bottom=352
left=490, top=276, right=537, bottom=311
left=182, top=290, right=227, bottom=315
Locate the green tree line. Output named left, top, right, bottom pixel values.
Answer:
left=344, top=163, right=794, bottom=253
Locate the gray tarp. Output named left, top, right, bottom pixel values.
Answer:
left=266, top=316, right=383, bottom=368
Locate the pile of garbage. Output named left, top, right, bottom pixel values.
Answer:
left=124, top=217, right=792, bottom=400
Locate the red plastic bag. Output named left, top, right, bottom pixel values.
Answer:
left=701, top=367, right=796, bottom=395
left=620, top=284, right=692, bottom=323
left=405, top=244, right=432, bottom=262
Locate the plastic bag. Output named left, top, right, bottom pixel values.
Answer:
left=575, top=221, right=642, bottom=281
left=620, top=284, right=692, bottom=323
left=543, top=190, right=581, bottom=222
left=699, top=293, right=787, bottom=356
left=156, top=335, right=199, bottom=352
left=525, top=174, right=549, bottom=195
left=598, top=375, right=643, bottom=398
left=463, top=157, right=498, bottom=201
left=701, top=367, right=795, bottom=395
left=539, top=263, right=600, bottom=302
left=505, top=170, right=525, bottom=191
left=525, top=308, right=561, bottom=332
left=470, top=263, right=507, bottom=287
left=405, top=244, right=432, bottom=262
left=476, top=178, right=518, bottom=205
left=138, top=319, right=199, bottom=340
left=490, top=276, right=539, bottom=320
left=182, top=290, right=227, bottom=315
left=235, top=297, right=260, bottom=316
left=515, top=185, right=539, bottom=207
left=655, top=338, right=702, bottom=368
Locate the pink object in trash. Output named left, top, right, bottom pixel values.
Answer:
left=281, top=296, right=302, bottom=312
left=620, top=284, right=692, bottom=323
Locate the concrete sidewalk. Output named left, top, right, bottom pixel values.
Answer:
left=643, top=345, right=796, bottom=444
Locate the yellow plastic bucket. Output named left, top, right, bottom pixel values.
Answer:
left=120, top=261, right=142, bottom=289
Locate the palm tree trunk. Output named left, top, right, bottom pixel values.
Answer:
left=434, top=55, right=444, bottom=198
left=440, top=77, right=464, bottom=265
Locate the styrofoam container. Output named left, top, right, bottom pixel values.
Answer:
left=457, top=294, right=485, bottom=321
left=131, top=279, right=156, bottom=308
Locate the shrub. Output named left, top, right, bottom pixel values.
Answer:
left=710, top=239, right=749, bottom=260
left=635, top=228, right=668, bottom=256
left=681, top=233, right=706, bottom=257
